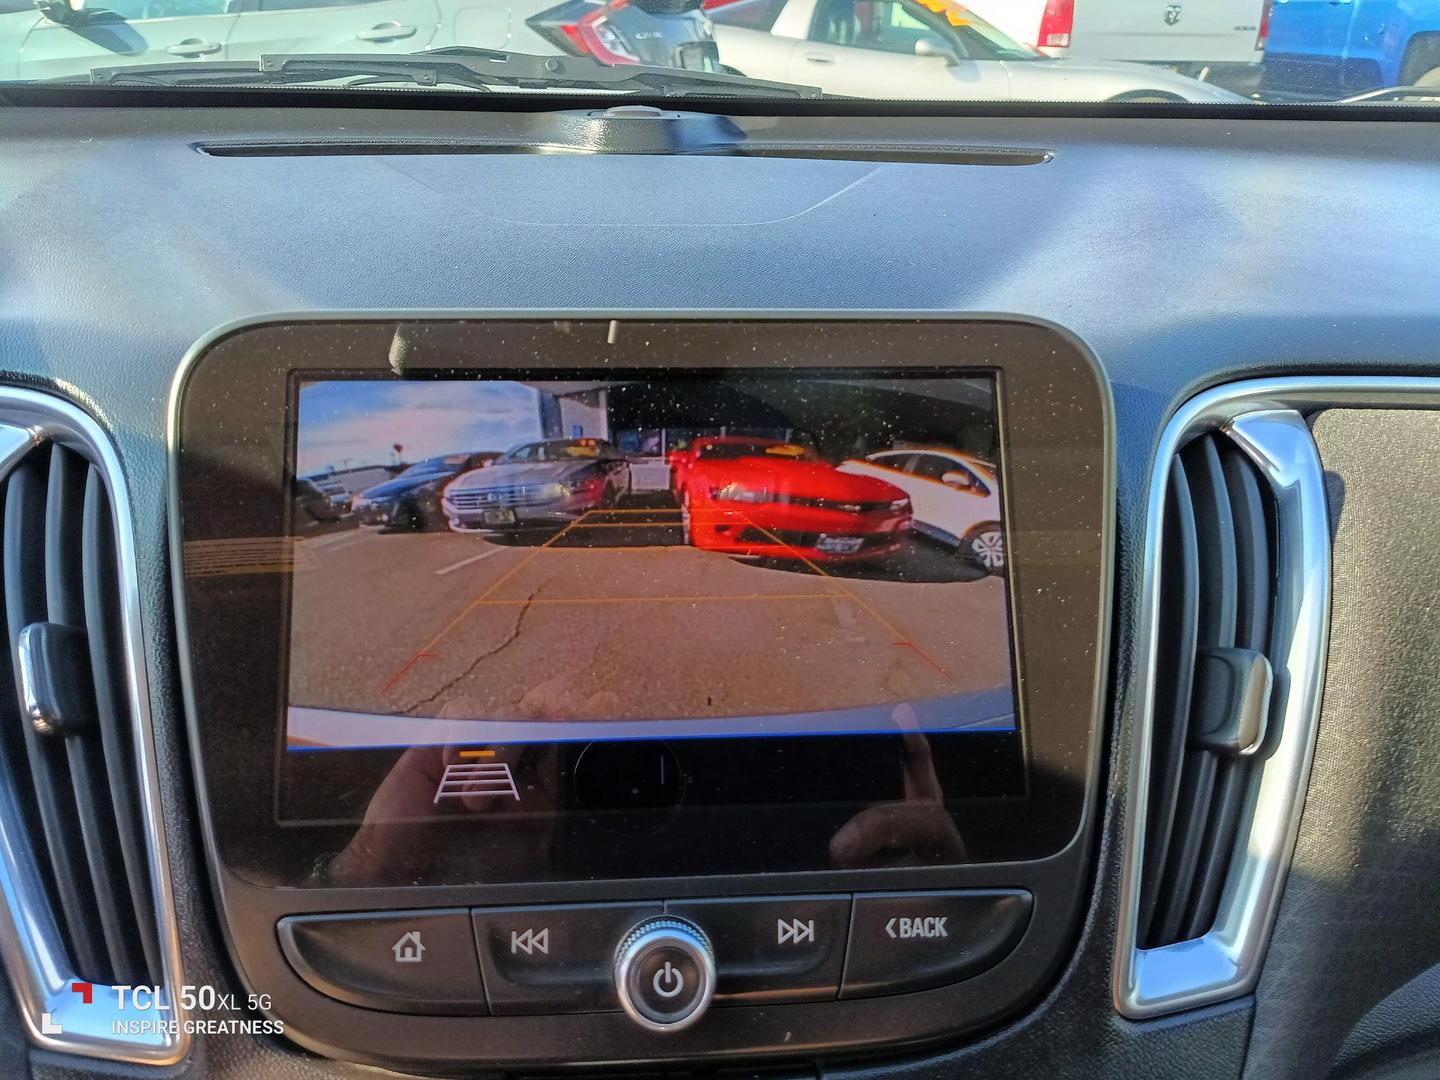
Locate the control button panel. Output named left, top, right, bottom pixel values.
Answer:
left=277, top=890, right=1032, bottom=1020
left=666, top=895, right=850, bottom=1004
left=614, top=917, right=716, bottom=1031
left=841, top=890, right=1033, bottom=998
left=472, top=902, right=663, bottom=1015
left=277, top=909, right=487, bottom=1014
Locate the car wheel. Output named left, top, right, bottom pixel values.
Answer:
left=961, top=523, right=1005, bottom=575
left=1108, top=91, right=1185, bottom=103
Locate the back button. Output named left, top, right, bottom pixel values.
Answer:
left=841, top=890, right=1032, bottom=998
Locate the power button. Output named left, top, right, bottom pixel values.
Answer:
left=614, top=918, right=715, bottom=1032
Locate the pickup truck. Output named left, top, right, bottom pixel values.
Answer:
left=961, top=0, right=1270, bottom=78
left=1262, top=0, right=1440, bottom=98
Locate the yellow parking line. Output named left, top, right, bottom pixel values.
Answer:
left=739, top=517, right=951, bottom=679
left=388, top=512, right=593, bottom=684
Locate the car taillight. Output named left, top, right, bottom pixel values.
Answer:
left=562, top=22, right=589, bottom=52
left=1256, top=0, right=1272, bottom=51
left=578, top=0, right=640, bottom=65
left=1037, top=0, right=1073, bottom=49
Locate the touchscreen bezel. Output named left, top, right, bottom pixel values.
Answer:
left=173, top=317, right=1110, bottom=892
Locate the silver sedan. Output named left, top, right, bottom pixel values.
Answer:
left=711, top=0, right=1249, bottom=102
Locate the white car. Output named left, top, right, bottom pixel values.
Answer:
left=962, top=0, right=1268, bottom=76
left=839, top=448, right=1005, bottom=572
left=711, top=0, right=1248, bottom=101
left=0, top=0, right=560, bottom=82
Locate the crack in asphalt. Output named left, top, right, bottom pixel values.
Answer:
left=398, top=580, right=546, bottom=716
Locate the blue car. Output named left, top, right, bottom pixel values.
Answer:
left=1264, top=0, right=1440, bottom=98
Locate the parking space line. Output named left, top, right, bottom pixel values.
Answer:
left=305, top=530, right=366, bottom=550
left=435, top=547, right=509, bottom=576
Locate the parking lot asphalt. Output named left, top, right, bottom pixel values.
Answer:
left=287, top=505, right=1013, bottom=732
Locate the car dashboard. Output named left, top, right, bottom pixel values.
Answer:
left=0, top=93, right=1438, bottom=1080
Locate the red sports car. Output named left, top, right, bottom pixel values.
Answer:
left=676, top=437, right=912, bottom=562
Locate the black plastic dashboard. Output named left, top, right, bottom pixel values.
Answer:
left=1, top=98, right=1440, bottom=1080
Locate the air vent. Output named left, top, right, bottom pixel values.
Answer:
left=1137, top=433, right=1275, bottom=949
left=1116, top=397, right=1331, bottom=1019
left=0, top=392, right=186, bottom=1063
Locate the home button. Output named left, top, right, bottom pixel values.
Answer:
left=278, top=909, right=488, bottom=1015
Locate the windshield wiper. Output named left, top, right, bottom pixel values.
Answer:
left=82, top=47, right=821, bottom=99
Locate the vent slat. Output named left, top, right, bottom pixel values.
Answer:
left=4, top=456, right=111, bottom=981
left=1141, top=434, right=1277, bottom=950
left=1223, top=447, right=1272, bottom=655
left=1179, top=445, right=1274, bottom=938
left=83, top=465, right=161, bottom=983
left=1150, top=438, right=1238, bottom=940
left=1137, top=456, right=1200, bottom=947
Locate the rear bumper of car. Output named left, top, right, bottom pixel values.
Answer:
left=444, top=493, right=606, bottom=533
left=353, top=502, right=392, bottom=526
left=689, top=503, right=909, bottom=561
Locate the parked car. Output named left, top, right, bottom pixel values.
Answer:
left=352, top=452, right=498, bottom=530
left=293, top=477, right=344, bottom=524
left=710, top=0, right=1250, bottom=100
left=961, top=0, right=1269, bottom=80
left=1262, top=0, right=1440, bottom=100
left=528, top=0, right=718, bottom=68
left=839, top=448, right=1004, bottom=572
left=0, top=0, right=567, bottom=83
left=676, top=436, right=911, bottom=562
left=307, top=476, right=353, bottom=514
left=442, top=437, right=631, bottom=533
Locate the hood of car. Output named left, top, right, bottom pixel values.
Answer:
left=691, top=457, right=906, bottom=502
left=448, top=460, right=595, bottom=489
left=1008, top=57, right=1250, bottom=103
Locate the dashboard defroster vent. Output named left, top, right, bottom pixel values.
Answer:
left=1116, top=393, right=1332, bottom=1019
left=0, top=392, right=187, bottom=1064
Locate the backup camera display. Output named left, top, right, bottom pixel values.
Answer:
left=285, top=375, right=1017, bottom=751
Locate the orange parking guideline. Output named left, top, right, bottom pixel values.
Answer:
left=739, top=517, right=952, bottom=681
left=379, top=511, right=593, bottom=694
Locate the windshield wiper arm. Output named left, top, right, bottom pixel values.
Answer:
left=84, top=48, right=821, bottom=98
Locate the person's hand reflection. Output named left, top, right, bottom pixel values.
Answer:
left=829, top=703, right=967, bottom=868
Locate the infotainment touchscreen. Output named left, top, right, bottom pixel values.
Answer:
left=279, top=373, right=1023, bottom=827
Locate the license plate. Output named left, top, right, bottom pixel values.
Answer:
left=481, top=509, right=516, bottom=525
left=816, top=535, right=864, bottom=554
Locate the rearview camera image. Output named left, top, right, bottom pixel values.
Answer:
left=285, top=375, right=1017, bottom=749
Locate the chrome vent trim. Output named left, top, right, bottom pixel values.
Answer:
left=0, top=389, right=189, bottom=1064
left=1116, top=377, right=1440, bottom=1019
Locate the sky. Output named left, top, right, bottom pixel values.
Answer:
left=297, top=380, right=543, bottom=475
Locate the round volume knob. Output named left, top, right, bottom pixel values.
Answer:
left=613, top=917, right=715, bottom=1032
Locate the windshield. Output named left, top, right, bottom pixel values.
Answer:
left=2, top=0, right=1428, bottom=104
left=696, top=441, right=818, bottom=461
left=400, top=455, right=467, bottom=477
left=502, top=440, right=609, bottom=462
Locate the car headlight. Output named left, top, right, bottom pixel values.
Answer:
left=712, top=483, right=772, bottom=504
left=539, top=482, right=566, bottom=501
left=890, top=498, right=911, bottom=512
